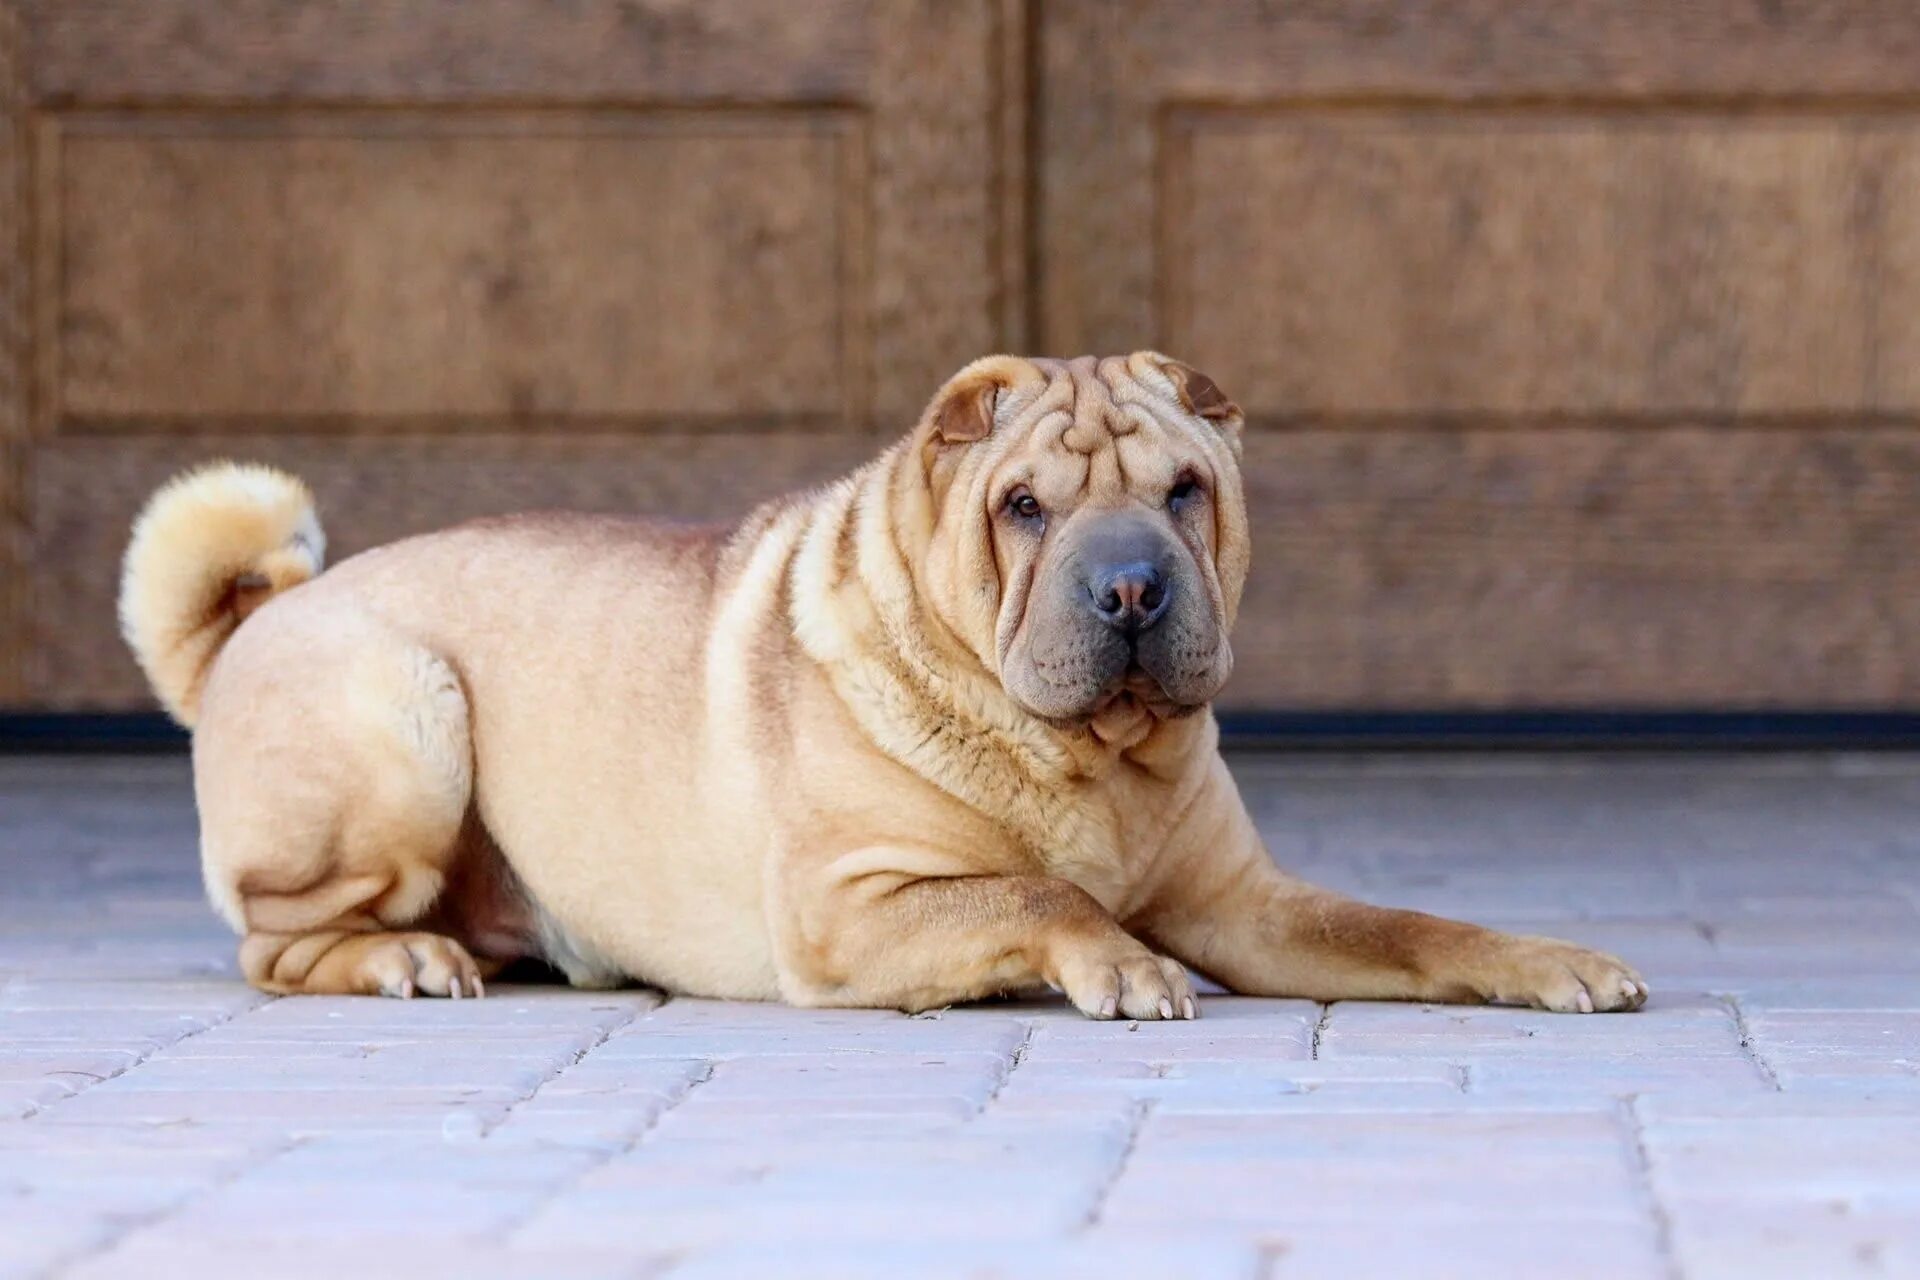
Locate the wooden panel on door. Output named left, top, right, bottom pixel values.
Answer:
left=1165, top=111, right=1920, bottom=419
left=1, top=0, right=1026, bottom=710
left=1041, top=0, right=1920, bottom=710
left=46, top=112, right=865, bottom=428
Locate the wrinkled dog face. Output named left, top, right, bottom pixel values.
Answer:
left=917, top=353, right=1251, bottom=728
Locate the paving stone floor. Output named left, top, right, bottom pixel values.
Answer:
left=2, top=752, right=1918, bottom=1279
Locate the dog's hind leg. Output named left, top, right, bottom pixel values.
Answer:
left=196, top=629, right=497, bottom=997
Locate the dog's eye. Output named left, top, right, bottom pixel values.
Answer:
left=1168, top=476, right=1202, bottom=509
left=1007, top=490, right=1043, bottom=521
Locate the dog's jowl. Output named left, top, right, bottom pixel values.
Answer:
left=118, top=353, right=1646, bottom=1016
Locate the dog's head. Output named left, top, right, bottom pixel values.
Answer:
left=912, top=353, right=1250, bottom=733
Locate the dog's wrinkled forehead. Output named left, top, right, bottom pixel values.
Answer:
left=1017, top=355, right=1166, bottom=456
left=923, top=351, right=1236, bottom=462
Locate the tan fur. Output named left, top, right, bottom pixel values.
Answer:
left=120, top=462, right=326, bottom=727
left=116, top=354, right=1647, bottom=1016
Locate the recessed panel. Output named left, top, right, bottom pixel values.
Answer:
left=48, top=113, right=862, bottom=428
left=1166, top=112, right=1920, bottom=418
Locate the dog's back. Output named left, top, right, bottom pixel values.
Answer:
left=124, top=470, right=800, bottom=998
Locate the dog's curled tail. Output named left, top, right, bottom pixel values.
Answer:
left=118, top=462, right=325, bottom=728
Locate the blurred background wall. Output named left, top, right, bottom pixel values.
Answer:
left=3, top=1, right=1920, bottom=719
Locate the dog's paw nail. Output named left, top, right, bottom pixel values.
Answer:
left=1157, top=997, right=1173, bottom=1020
left=448, top=977, right=463, bottom=999
left=1182, top=996, right=1196, bottom=1020
left=1098, top=996, right=1117, bottom=1019
left=1576, top=989, right=1593, bottom=1014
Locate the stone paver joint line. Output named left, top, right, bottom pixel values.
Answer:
left=45, top=1131, right=307, bottom=1276
left=1082, top=1100, right=1154, bottom=1231
left=489, top=1054, right=718, bottom=1244
left=978, top=1023, right=1035, bottom=1115
left=1722, top=993, right=1785, bottom=1092
left=1310, top=1002, right=1332, bottom=1059
left=1623, top=1096, right=1684, bottom=1280
left=481, top=992, right=668, bottom=1136
left=18, top=992, right=264, bottom=1122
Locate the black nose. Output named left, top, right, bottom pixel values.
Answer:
left=1089, top=562, right=1170, bottom=634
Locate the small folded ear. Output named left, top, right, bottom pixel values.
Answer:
left=920, top=355, right=1041, bottom=448
left=1162, top=360, right=1241, bottom=425
left=930, top=376, right=1000, bottom=445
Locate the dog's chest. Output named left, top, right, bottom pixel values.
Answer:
left=986, top=776, right=1147, bottom=916
left=833, top=662, right=1158, bottom=914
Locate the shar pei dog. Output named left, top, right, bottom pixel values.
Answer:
left=119, top=353, right=1647, bottom=1018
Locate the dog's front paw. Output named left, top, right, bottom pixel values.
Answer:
left=1053, top=939, right=1197, bottom=1020
left=361, top=933, right=487, bottom=1000
left=1487, top=936, right=1649, bottom=1013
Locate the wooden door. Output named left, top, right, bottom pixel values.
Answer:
left=11, top=2, right=1920, bottom=718
left=1040, top=0, right=1920, bottom=711
left=0, top=0, right=1025, bottom=708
